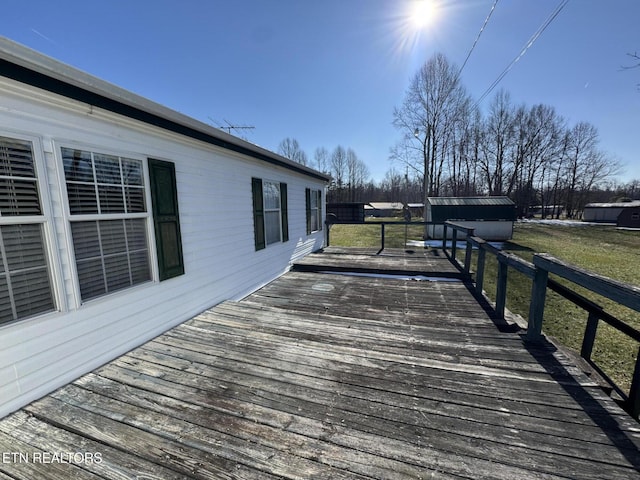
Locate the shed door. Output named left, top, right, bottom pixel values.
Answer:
left=148, top=158, right=184, bottom=280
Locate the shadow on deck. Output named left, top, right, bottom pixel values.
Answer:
left=0, top=247, right=639, bottom=479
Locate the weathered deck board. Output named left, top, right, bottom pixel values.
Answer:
left=0, top=248, right=639, bottom=479
left=292, top=246, right=462, bottom=277
left=0, top=411, right=189, bottom=480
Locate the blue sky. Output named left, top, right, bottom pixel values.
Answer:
left=3, top=0, right=639, bottom=183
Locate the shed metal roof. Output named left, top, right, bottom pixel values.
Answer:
left=367, top=202, right=405, bottom=210
left=427, top=196, right=515, bottom=206
left=585, top=201, right=640, bottom=208
left=0, top=36, right=330, bottom=182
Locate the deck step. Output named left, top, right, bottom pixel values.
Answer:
left=292, top=247, right=466, bottom=278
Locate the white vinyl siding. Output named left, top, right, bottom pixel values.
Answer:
left=62, top=147, right=151, bottom=302
left=0, top=136, right=55, bottom=324
left=0, top=76, right=327, bottom=418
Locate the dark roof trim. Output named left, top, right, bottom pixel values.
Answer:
left=0, top=49, right=330, bottom=182
left=427, top=196, right=516, bottom=206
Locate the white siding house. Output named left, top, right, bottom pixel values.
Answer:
left=0, top=37, right=329, bottom=418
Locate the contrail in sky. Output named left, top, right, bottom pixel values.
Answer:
left=31, top=28, right=57, bottom=45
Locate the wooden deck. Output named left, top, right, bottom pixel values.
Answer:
left=1, top=248, right=639, bottom=479
left=292, top=246, right=462, bottom=277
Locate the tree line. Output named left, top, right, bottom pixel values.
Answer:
left=392, top=53, right=634, bottom=218
left=278, top=53, right=638, bottom=216
left=278, top=139, right=371, bottom=203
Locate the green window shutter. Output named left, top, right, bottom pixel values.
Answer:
left=305, top=188, right=311, bottom=235
left=280, top=182, right=288, bottom=242
left=252, top=178, right=265, bottom=250
left=318, top=190, right=323, bottom=231
left=148, top=159, right=184, bottom=280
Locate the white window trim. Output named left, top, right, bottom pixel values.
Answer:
left=262, top=179, right=282, bottom=246
left=310, top=189, right=322, bottom=233
left=54, top=141, right=159, bottom=307
left=0, top=131, right=61, bottom=323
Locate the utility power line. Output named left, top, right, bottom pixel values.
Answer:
left=433, top=0, right=501, bottom=113
left=457, top=0, right=500, bottom=80
left=474, top=0, right=569, bottom=107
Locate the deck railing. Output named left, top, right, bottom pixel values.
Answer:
left=325, top=220, right=438, bottom=253
left=443, top=220, right=640, bottom=419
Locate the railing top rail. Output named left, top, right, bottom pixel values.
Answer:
left=444, top=221, right=476, bottom=234
left=468, top=235, right=484, bottom=245
left=498, top=251, right=536, bottom=279
left=534, top=253, right=640, bottom=313
left=468, top=235, right=535, bottom=278
left=325, top=220, right=438, bottom=226
left=546, top=279, right=640, bottom=342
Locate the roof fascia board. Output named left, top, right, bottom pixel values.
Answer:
left=0, top=38, right=330, bottom=182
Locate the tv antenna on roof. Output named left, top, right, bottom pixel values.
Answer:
left=208, top=117, right=255, bottom=135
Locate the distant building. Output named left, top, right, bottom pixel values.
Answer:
left=407, top=203, right=424, bottom=218
left=616, top=206, right=640, bottom=229
left=530, top=205, right=564, bottom=217
left=425, top=196, right=517, bottom=240
left=365, top=202, right=405, bottom=218
left=326, top=203, right=365, bottom=223
left=583, top=201, right=640, bottom=223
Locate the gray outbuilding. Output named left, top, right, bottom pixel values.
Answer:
left=616, top=206, right=640, bottom=228
left=426, top=196, right=517, bottom=240
left=583, top=201, right=640, bottom=223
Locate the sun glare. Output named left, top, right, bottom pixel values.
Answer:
left=411, top=0, right=437, bottom=28
left=385, top=0, right=443, bottom=62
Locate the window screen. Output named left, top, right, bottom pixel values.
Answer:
left=263, top=181, right=282, bottom=245
left=71, top=219, right=150, bottom=301
left=0, top=136, right=54, bottom=324
left=63, top=147, right=151, bottom=302
left=252, top=178, right=288, bottom=250
left=306, top=188, right=322, bottom=234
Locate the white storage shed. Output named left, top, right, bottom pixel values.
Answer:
left=425, top=196, right=517, bottom=240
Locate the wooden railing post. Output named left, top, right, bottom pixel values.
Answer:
left=325, top=222, right=331, bottom=247
left=451, top=229, right=458, bottom=263
left=464, top=229, right=475, bottom=274
left=527, top=261, right=549, bottom=341
left=476, top=246, right=486, bottom=295
left=580, top=311, right=600, bottom=360
left=628, top=353, right=640, bottom=419
left=380, top=223, right=385, bottom=252
left=495, top=256, right=508, bottom=320
left=442, top=223, right=447, bottom=252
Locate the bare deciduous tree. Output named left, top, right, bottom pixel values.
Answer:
left=278, top=137, right=308, bottom=166
left=392, top=53, right=471, bottom=233
left=622, top=51, right=640, bottom=90
left=313, top=147, right=330, bottom=174
left=478, top=89, right=515, bottom=196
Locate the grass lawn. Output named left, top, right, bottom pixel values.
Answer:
left=327, top=218, right=427, bottom=249
left=328, top=219, right=640, bottom=394
left=481, top=222, right=640, bottom=394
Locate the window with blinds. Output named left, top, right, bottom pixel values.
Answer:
left=252, top=178, right=288, bottom=250
left=306, top=188, right=322, bottom=234
left=0, top=136, right=55, bottom=324
left=263, top=181, right=282, bottom=246
left=62, top=148, right=151, bottom=301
